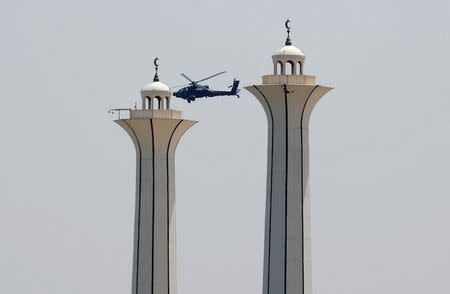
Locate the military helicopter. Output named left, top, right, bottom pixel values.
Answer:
left=172, top=71, right=240, bottom=103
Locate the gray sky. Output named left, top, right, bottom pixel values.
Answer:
left=1, top=0, right=450, bottom=293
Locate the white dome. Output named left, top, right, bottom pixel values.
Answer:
left=141, top=80, right=171, bottom=99
left=141, top=81, right=170, bottom=93
left=273, top=45, right=304, bottom=57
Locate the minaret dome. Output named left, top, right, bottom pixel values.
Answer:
left=140, top=57, right=172, bottom=110
left=272, top=20, right=305, bottom=75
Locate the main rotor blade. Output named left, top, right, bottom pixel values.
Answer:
left=181, top=73, right=194, bottom=83
left=195, top=71, right=226, bottom=83
left=170, top=83, right=190, bottom=89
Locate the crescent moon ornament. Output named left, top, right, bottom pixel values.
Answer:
left=284, top=19, right=292, bottom=45
left=285, top=19, right=291, bottom=30
left=153, top=57, right=160, bottom=82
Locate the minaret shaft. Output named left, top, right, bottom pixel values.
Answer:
left=246, top=84, right=331, bottom=294
left=116, top=118, right=195, bottom=294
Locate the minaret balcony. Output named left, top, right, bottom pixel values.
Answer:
left=130, top=109, right=182, bottom=119
left=112, top=109, right=183, bottom=120
left=262, top=74, right=316, bottom=85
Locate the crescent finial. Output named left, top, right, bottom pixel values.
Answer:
left=284, top=19, right=292, bottom=45
left=285, top=19, right=291, bottom=30
left=153, top=57, right=160, bottom=82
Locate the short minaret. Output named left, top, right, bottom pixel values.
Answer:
left=245, top=21, right=332, bottom=294
left=113, top=58, right=196, bottom=294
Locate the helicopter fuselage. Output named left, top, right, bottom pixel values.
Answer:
left=173, top=80, right=240, bottom=103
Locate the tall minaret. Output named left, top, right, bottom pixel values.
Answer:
left=245, top=21, right=332, bottom=294
left=113, top=58, right=196, bottom=294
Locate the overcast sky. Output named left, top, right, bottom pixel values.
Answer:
left=1, top=0, right=450, bottom=293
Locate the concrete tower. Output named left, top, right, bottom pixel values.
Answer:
left=113, top=58, right=196, bottom=294
left=245, top=21, right=332, bottom=294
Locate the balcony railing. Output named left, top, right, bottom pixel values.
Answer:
left=109, top=109, right=182, bottom=120
left=262, top=74, right=316, bottom=85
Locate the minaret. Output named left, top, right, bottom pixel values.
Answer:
left=245, top=21, right=332, bottom=294
left=113, top=58, right=196, bottom=294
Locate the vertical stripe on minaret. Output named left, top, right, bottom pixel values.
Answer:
left=246, top=76, right=331, bottom=294
left=116, top=117, right=196, bottom=294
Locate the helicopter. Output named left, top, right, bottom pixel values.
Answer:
left=172, top=71, right=240, bottom=103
